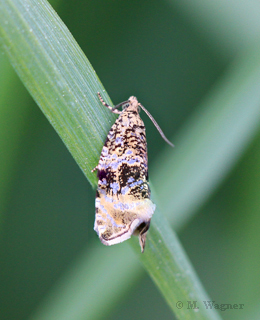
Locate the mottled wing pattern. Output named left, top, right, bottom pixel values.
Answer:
left=94, top=97, right=156, bottom=252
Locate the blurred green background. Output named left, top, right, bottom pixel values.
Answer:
left=1, top=0, right=260, bottom=319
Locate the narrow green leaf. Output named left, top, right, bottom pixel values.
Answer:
left=0, top=0, right=116, bottom=188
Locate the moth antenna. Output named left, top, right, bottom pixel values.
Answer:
left=138, top=103, right=174, bottom=147
left=97, top=92, right=121, bottom=114
left=113, top=100, right=129, bottom=111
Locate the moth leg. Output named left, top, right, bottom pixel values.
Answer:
left=91, top=165, right=98, bottom=173
left=97, top=92, right=121, bottom=114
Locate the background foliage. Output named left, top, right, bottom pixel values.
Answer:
left=1, top=1, right=260, bottom=320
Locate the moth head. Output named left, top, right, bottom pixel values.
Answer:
left=113, top=96, right=140, bottom=113
left=124, top=96, right=140, bottom=113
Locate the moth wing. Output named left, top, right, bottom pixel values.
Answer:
left=94, top=196, right=155, bottom=250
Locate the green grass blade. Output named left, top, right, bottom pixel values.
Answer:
left=0, top=0, right=116, bottom=188
left=3, top=1, right=260, bottom=320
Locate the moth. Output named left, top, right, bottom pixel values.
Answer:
left=92, top=92, right=173, bottom=252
